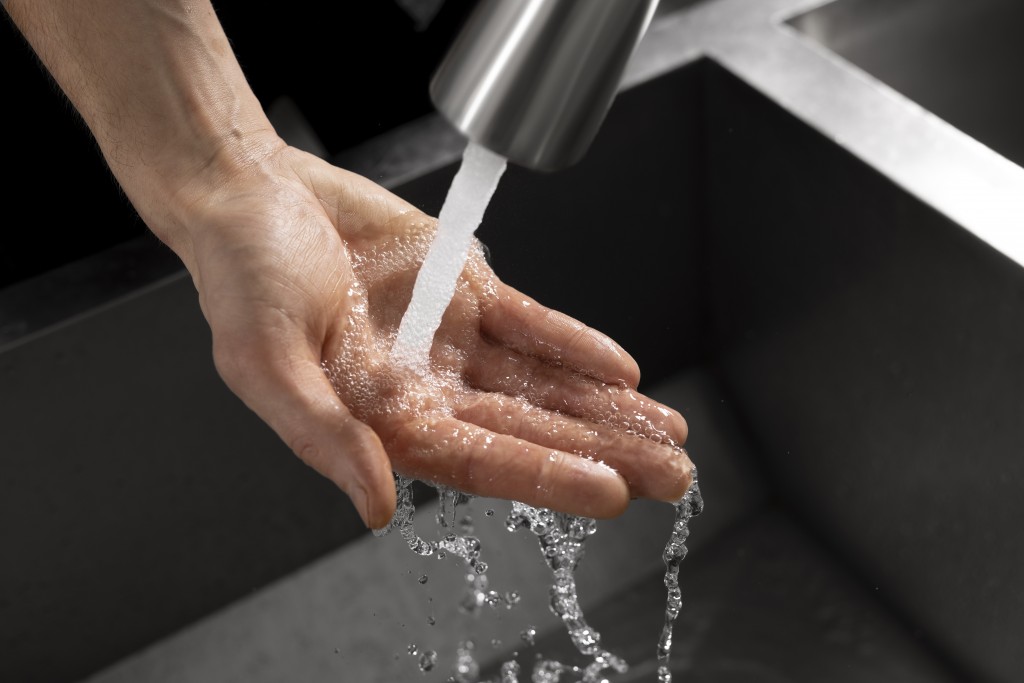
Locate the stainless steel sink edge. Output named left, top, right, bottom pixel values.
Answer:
left=644, top=0, right=1024, bottom=268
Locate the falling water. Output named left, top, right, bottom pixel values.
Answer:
left=390, top=142, right=507, bottom=367
left=655, top=474, right=703, bottom=683
left=373, top=141, right=703, bottom=681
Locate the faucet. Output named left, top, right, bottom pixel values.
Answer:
left=430, top=0, right=660, bottom=172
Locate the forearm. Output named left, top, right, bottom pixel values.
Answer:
left=4, top=0, right=279, bottom=262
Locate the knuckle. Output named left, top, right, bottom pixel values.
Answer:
left=211, top=335, right=262, bottom=387
left=290, top=437, right=324, bottom=469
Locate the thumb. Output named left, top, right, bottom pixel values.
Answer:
left=213, top=335, right=397, bottom=529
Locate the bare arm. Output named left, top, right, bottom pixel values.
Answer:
left=6, top=0, right=693, bottom=528
left=5, top=0, right=275, bottom=268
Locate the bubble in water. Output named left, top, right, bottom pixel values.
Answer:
left=418, top=650, right=438, bottom=673
left=500, top=660, right=521, bottom=683
left=451, top=641, right=479, bottom=683
left=532, top=660, right=570, bottom=683
left=418, top=574, right=429, bottom=585
left=486, top=509, right=495, bottom=517
left=520, top=627, right=537, bottom=646
left=427, top=615, right=436, bottom=626
left=408, top=644, right=419, bottom=656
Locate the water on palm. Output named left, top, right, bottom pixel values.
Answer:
left=382, top=142, right=702, bottom=682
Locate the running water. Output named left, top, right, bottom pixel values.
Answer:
left=391, top=142, right=507, bottom=367
left=505, top=504, right=628, bottom=683
left=656, top=475, right=703, bottom=683
left=371, top=141, right=702, bottom=681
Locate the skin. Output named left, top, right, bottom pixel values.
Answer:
left=5, top=0, right=693, bottom=529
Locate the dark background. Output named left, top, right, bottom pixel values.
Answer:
left=0, top=1, right=474, bottom=289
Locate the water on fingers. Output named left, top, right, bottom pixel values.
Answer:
left=341, top=140, right=703, bottom=681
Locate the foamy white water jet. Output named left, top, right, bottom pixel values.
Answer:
left=391, top=142, right=507, bottom=367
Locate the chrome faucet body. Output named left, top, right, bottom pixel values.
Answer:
left=430, top=0, right=660, bottom=171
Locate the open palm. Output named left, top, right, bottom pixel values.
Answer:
left=186, top=145, right=693, bottom=528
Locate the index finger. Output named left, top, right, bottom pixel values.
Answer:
left=481, top=283, right=641, bottom=388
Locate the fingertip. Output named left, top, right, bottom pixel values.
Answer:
left=666, top=406, right=689, bottom=446
left=586, top=470, right=631, bottom=519
left=333, top=418, right=398, bottom=529
left=559, top=457, right=630, bottom=520
left=362, top=470, right=398, bottom=531
left=663, top=448, right=695, bottom=504
left=616, top=347, right=642, bottom=390
left=485, top=284, right=641, bottom=387
left=578, top=326, right=641, bottom=388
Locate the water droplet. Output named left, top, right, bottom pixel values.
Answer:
left=418, top=650, right=438, bottom=672
left=500, top=660, right=521, bottom=683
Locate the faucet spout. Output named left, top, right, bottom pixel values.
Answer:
left=430, top=0, right=660, bottom=172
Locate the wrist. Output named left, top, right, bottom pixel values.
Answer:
left=120, top=121, right=285, bottom=271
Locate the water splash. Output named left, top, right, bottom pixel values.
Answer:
left=499, top=660, right=521, bottom=682
left=451, top=640, right=481, bottom=683
left=419, top=649, right=439, bottom=672
left=370, top=141, right=704, bottom=681
left=655, top=473, right=704, bottom=683
left=506, top=504, right=628, bottom=682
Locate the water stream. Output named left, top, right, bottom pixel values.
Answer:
left=390, top=142, right=507, bottom=368
left=374, top=142, right=702, bottom=681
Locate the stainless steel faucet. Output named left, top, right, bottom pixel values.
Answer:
left=430, top=0, right=660, bottom=171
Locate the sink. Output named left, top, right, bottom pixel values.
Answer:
left=790, top=0, right=1024, bottom=168
left=3, top=8, right=1024, bottom=683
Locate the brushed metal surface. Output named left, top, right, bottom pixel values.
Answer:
left=430, top=0, right=659, bottom=170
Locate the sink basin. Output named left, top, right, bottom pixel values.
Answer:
left=790, top=0, right=1024, bottom=168
left=3, top=13, right=1023, bottom=683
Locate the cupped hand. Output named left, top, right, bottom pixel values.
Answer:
left=175, top=141, right=693, bottom=528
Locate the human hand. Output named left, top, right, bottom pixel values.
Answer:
left=5, top=0, right=691, bottom=530
left=167, top=141, right=692, bottom=529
